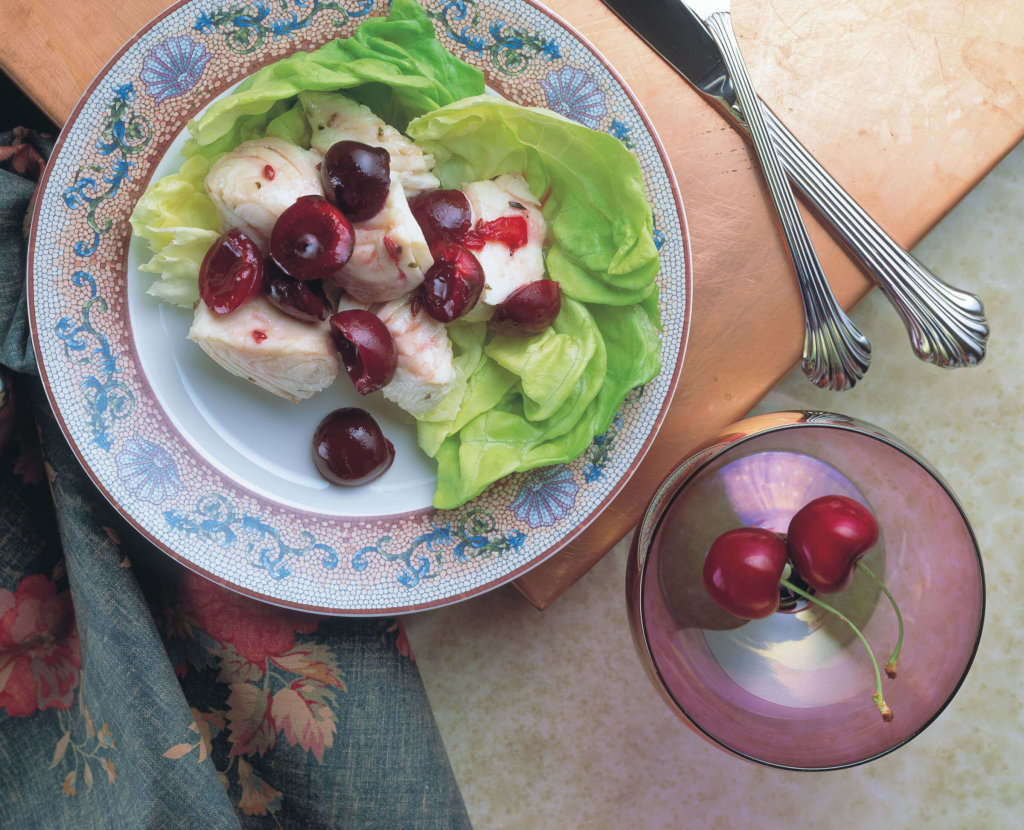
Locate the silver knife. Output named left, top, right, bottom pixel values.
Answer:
left=600, top=0, right=989, bottom=368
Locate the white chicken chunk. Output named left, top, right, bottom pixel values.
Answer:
left=462, top=173, right=547, bottom=311
left=188, top=296, right=339, bottom=402
left=334, top=178, right=433, bottom=303
left=339, top=296, right=455, bottom=417
left=204, top=136, right=323, bottom=252
left=301, top=91, right=440, bottom=197
left=376, top=297, right=456, bottom=416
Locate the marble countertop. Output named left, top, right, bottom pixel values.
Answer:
left=404, top=139, right=1024, bottom=828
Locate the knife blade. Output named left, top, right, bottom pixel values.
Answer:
left=600, top=0, right=740, bottom=118
left=599, top=0, right=988, bottom=368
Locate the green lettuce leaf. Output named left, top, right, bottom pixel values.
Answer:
left=484, top=296, right=598, bottom=422
left=426, top=299, right=660, bottom=509
left=130, top=155, right=219, bottom=306
left=188, top=0, right=484, bottom=149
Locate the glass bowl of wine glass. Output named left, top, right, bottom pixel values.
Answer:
left=626, top=411, right=984, bottom=770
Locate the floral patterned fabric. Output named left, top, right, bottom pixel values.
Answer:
left=0, top=128, right=471, bottom=829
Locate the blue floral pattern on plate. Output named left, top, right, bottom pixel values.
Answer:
left=510, top=466, right=579, bottom=528
left=141, top=36, right=213, bottom=103
left=539, top=66, right=608, bottom=129
left=116, top=438, right=183, bottom=504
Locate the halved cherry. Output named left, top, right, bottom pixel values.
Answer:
left=329, top=309, right=398, bottom=395
left=199, top=228, right=263, bottom=315
left=489, top=280, right=561, bottom=337
left=409, top=189, right=472, bottom=244
left=270, top=194, right=354, bottom=281
left=262, top=259, right=329, bottom=322
left=418, top=241, right=484, bottom=323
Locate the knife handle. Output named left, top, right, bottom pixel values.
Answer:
left=760, top=106, right=989, bottom=367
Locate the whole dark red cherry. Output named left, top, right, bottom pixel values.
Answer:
left=312, top=408, right=395, bottom=486
left=489, top=280, right=561, bottom=337
left=198, top=228, right=263, bottom=314
left=787, top=495, right=880, bottom=593
left=418, top=242, right=484, bottom=323
left=262, top=259, right=329, bottom=322
left=270, top=194, right=354, bottom=281
left=409, top=189, right=472, bottom=244
left=702, top=527, right=789, bottom=619
left=321, top=140, right=391, bottom=223
left=329, top=310, right=398, bottom=395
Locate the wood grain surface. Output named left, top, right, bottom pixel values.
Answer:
left=2, top=0, right=1021, bottom=608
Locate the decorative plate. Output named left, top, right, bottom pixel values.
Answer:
left=28, top=0, right=690, bottom=614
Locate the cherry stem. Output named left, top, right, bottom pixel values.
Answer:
left=779, top=577, right=894, bottom=723
left=855, top=561, right=904, bottom=679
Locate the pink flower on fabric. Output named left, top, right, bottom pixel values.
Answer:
left=386, top=618, right=415, bottom=661
left=0, top=127, right=47, bottom=180
left=0, top=574, right=81, bottom=717
left=177, top=569, right=320, bottom=670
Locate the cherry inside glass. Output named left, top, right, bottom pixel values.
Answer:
left=627, top=412, right=985, bottom=770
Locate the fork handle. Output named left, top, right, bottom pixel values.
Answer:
left=705, top=11, right=872, bottom=390
left=757, top=107, right=988, bottom=367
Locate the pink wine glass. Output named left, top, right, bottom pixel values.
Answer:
left=626, top=411, right=984, bottom=770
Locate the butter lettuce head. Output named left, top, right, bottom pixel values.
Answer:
left=129, top=0, right=662, bottom=510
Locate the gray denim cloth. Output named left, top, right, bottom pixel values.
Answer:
left=0, top=128, right=471, bottom=830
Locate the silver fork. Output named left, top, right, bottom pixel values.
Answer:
left=681, top=0, right=872, bottom=390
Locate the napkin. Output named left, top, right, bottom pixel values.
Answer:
left=0, top=127, right=471, bottom=829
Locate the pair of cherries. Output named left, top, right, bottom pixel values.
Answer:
left=702, top=495, right=903, bottom=722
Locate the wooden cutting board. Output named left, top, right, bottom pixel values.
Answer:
left=2, top=0, right=1021, bottom=608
